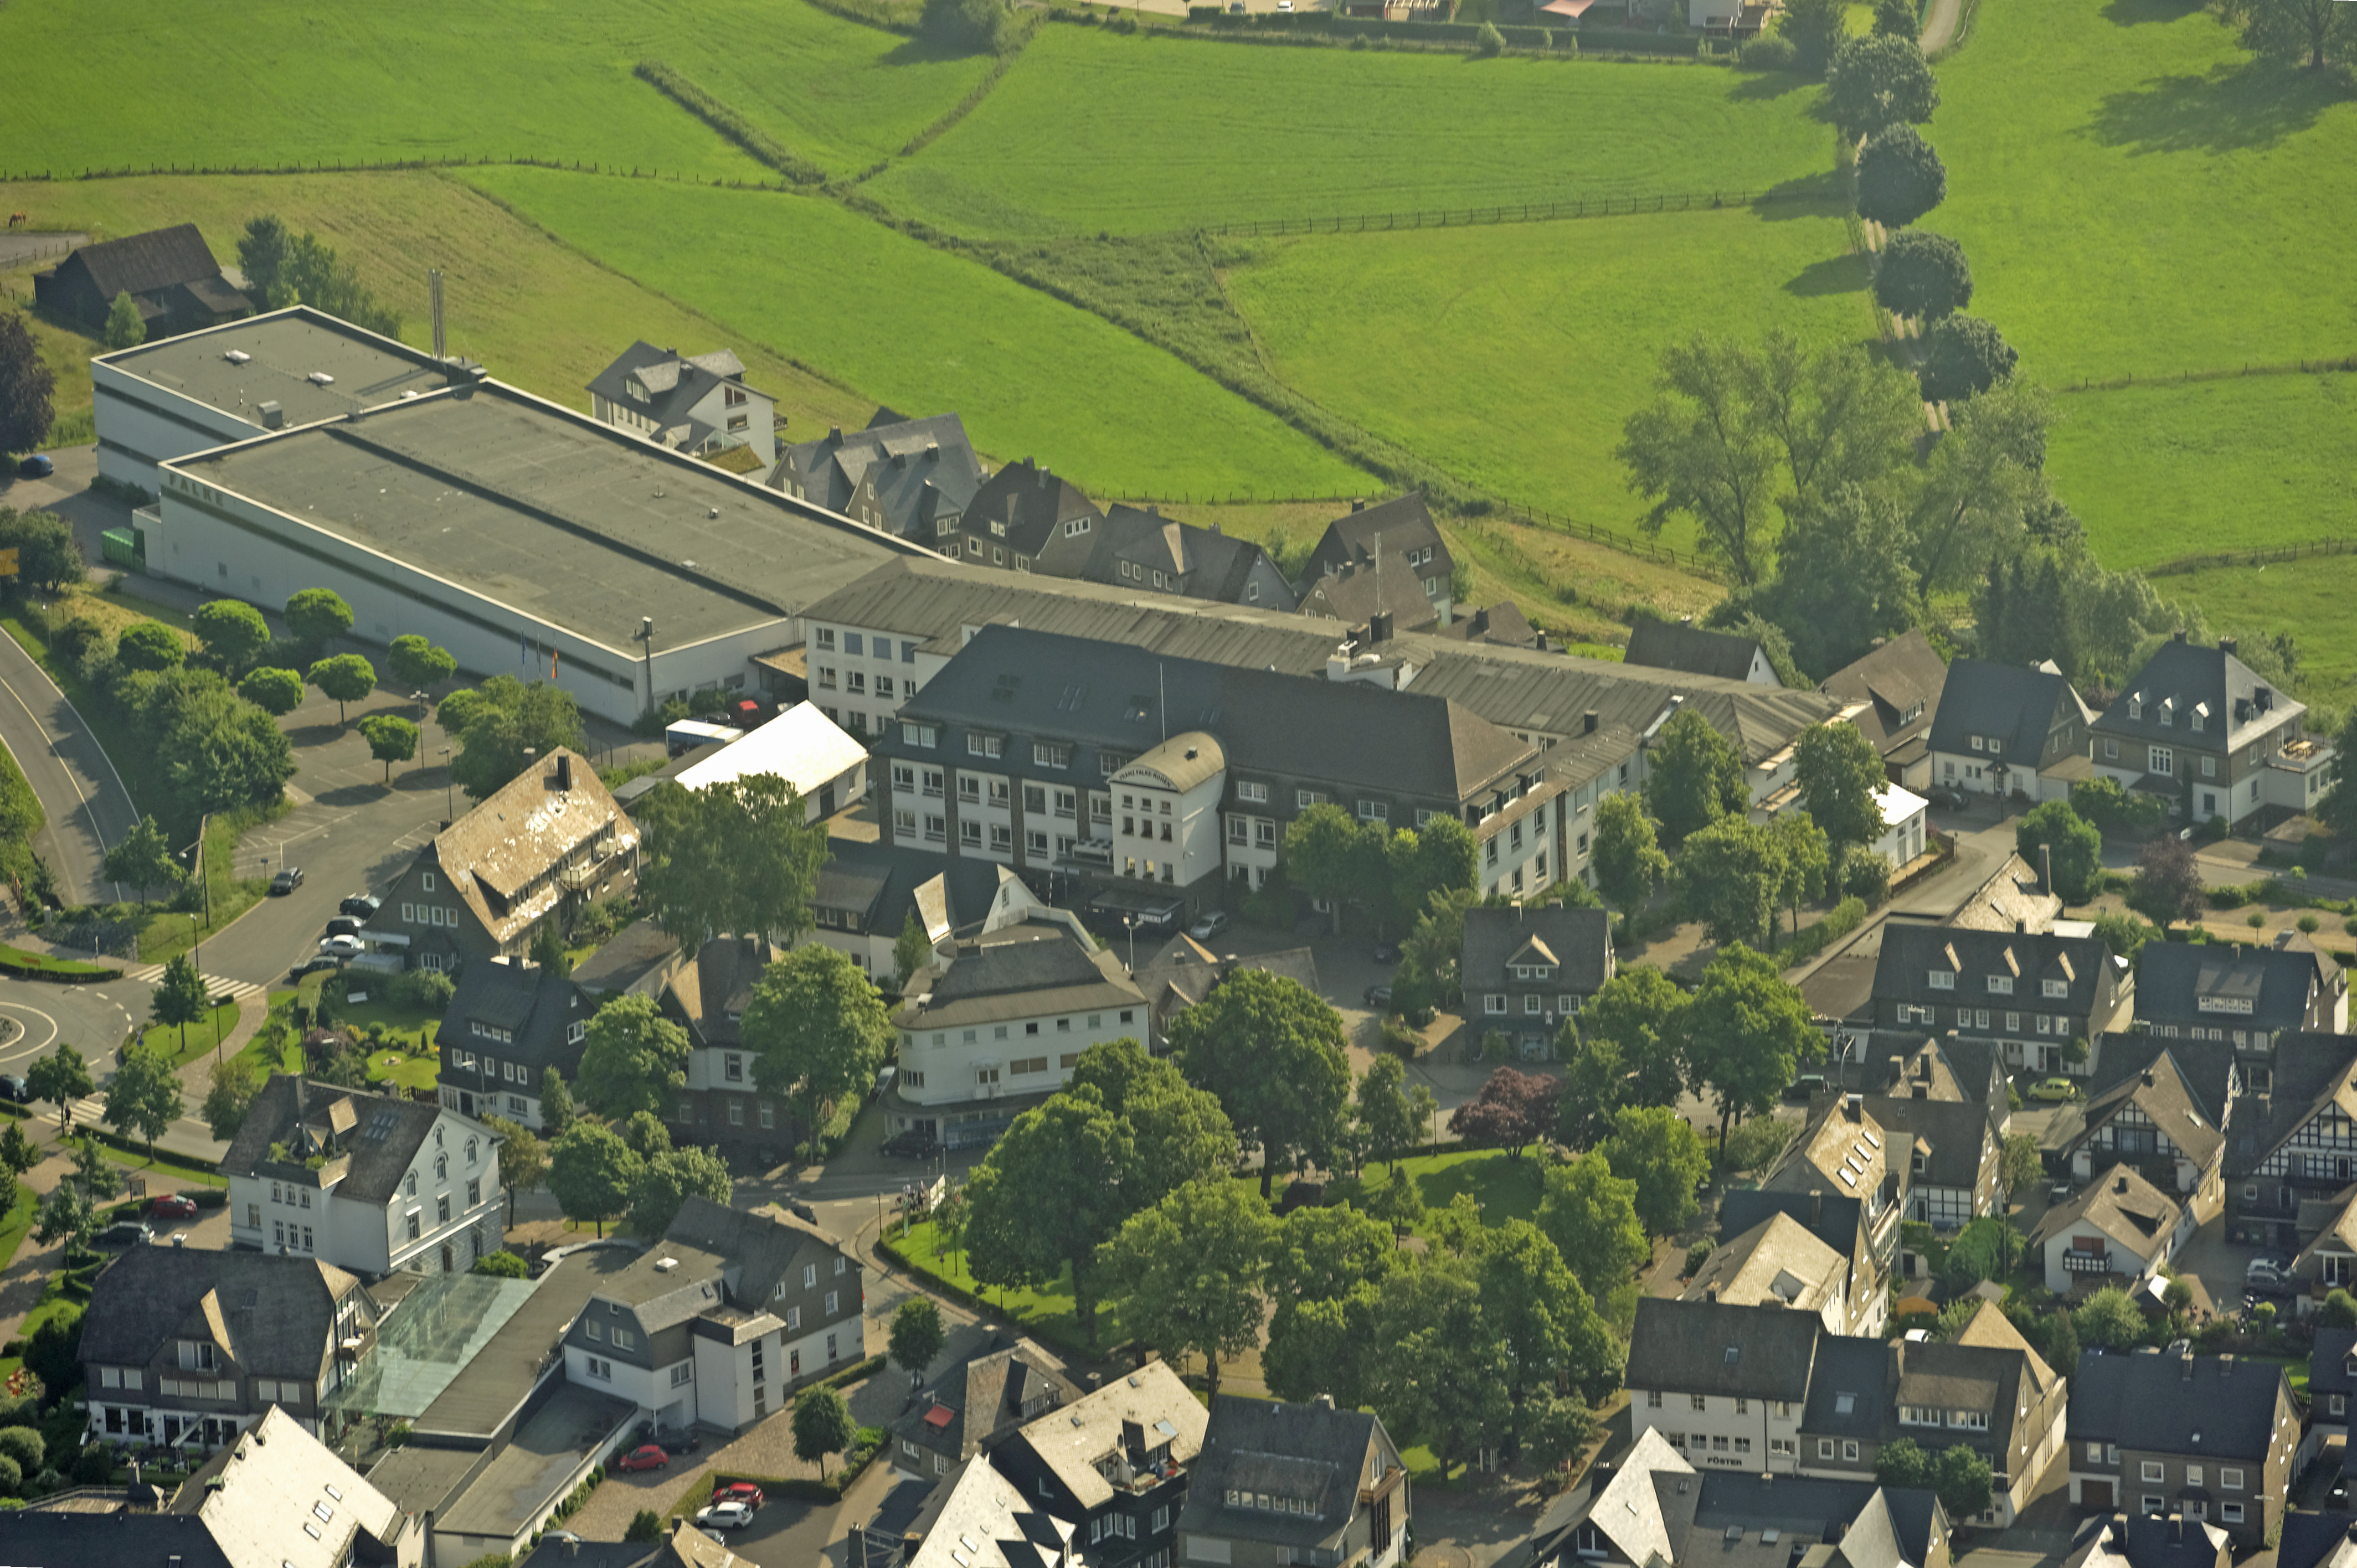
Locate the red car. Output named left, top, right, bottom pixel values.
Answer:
left=149, top=1194, right=198, bottom=1221
left=616, top=1445, right=668, bottom=1473
left=712, top=1482, right=764, bottom=1511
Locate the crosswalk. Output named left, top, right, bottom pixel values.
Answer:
left=120, top=964, right=267, bottom=1005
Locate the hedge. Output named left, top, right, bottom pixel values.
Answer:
left=0, top=947, right=120, bottom=983
left=631, top=61, right=830, bottom=185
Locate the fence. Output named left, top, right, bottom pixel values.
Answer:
left=2058, top=354, right=2357, bottom=394
left=0, top=155, right=809, bottom=190
left=1205, top=185, right=1812, bottom=238
left=2145, top=536, right=2357, bottom=578
left=0, top=239, right=75, bottom=266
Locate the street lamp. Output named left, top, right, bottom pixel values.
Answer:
left=440, top=747, right=454, bottom=818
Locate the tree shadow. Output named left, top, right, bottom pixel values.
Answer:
left=1784, top=252, right=1870, bottom=296
left=1752, top=171, right=1846, bottom=219
left=1728, top=68, right=1815, bottom=100
left=881, top=35, right=987, bottom=64
left=2099, top=0, right=2205, bottom=25
left=2078, top=59, right=2355, bottom=155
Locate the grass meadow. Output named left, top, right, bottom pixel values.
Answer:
left=2152, top=554, right=2357, bottom=719
left=462, top=168, right=1374, bottom=499
left=870, top=27, right=1840, bottom=236
left=1220, top=198, right=1876, bottom=561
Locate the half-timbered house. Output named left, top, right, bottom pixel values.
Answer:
left=2229, top=1033, right=2357, bottom=1254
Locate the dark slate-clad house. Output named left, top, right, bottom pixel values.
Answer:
left=1824, top=630, right=1949, bottom=788
left=773, top=408, right=985, bottom=546
left=1624, top=615, right=1776, bottom=685
left=2090, top=633, right=2327, bottom=829
left=2066, top=1348, right=2297, bottom=1548
left=1461, top=904, right=1614, bottom=1059
left=34, top=223, right=250, bottom=337
left=986, top=1362, right=1207, bottom=1568
left=1036, top=504, right=1296, bottom=612
left=2135, top=936, right=2348, bottom=1047
left=1177, top=1394, right=1409, bottom=1568
left=436, top=957, right=586, bottom=1131
left=942, top=459, right=1104, bottom=572
left=1870, top=925, right=2132, bottom=1079
left=891, top=1337, right=1080, bottom=1482
left=1927, top=658, right=2094, bottom=805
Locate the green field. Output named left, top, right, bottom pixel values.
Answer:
left=871, top=28, right=1839, bottom=236
left=2155, top=553, right=2357, bottom=716
left=463, top=167, right=1374, bottom=498
left=2048, top=374, right=2357, bottom=570
left=1933, top=0, right=2357, bottom=383
left=1222, top=198, right=1876, bottom=558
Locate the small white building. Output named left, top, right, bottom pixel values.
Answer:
left=2031, top=1164, right=2195, bottom=1296
left=586, top=340, right=778, bottom=470
left=1872, top=783, right=1930, bottom=870
left=676, top=700, right=869, bottom=821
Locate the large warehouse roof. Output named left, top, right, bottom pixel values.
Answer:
left=168, top=381, right=923, bottom=653
left=99, top=305, right=453, bottom=429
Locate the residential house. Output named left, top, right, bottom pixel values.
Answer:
left=873, top=625, right=1553, bottom=926
left=1296, top=564, right=1442, bottom=638
left=2066, top=1347, right=2298, bottom=1548
left=1853, top=1035, right=2013, bottom=1141
left=2090, top=633, right=2333, bottom=828
left=1519, top=1426, right=1952, bottom=1568
left=2287, top=1186, right=2357, bottom=1310
left=2031, top=1165, right=2193, bottom=1297
left=1036, top=504, right=1297, bottom=612
left=1177, top=1394, right=1409, bottom=1568
left=809, top=839, right=1024, bottom=987
left=2226, top=1031, right=2357, bottom=1252
left=662, top=935, right=787, bottom=1149
left=2136, top=935, right=2348, bottom=1048
left=33, top=223, right=250, bottom=338
left=892, top=1337, right=1080, bottom=1483
left=1435, top=601, right=1545, bottom=650
left=904, top=1454, right=1079, bottom=1568
left=1627, top=1297, right=1820, bottom=1471
left=435, top=957, right=586, bottom=1129
left=2061, top=1049, right=2230, bottom=1220
left=80, top=1249, right=379, bottom=1450
left=2062, top=1513, right=2232, bottom=1568
left=1757, top=1095, right=1913, bottom=1335
left=986, top=1361, right=1206, bottom=1568
left=1295, top=494, right=1455, bottom=628
left=887, top=918, right=1150, bottom=1151
left=1824, top=631, right=1949, bottom=790
left=367, top=749, right=638, bottom=972
left=1, top=1405, right=421, bottom=1566
left=563, top=1196, right=869, bottom=1431
left=941, top=459, right=1104, bottom=573
left=1130, top=932, right=1321, bottom=1051
left=1869, top=924, right=2132, bottom=1079
left=1460, top=904, right=1613, bottom=1060
left=2309, top=1328, right=2357, bottom=1442
left=222, top=1075, right=507, bottom=1278
left=773, top=409, right=984, bottom=545
left=1927, top=659, right=2096, bottom=804
left=1794, top=1303, right=2068, bottom=1527
left=570, top=919, right=686, bottom=1004
left=668, top=699, right=868, bottom=812
left=1946, top=853, right=2065, bottom=936
left=1624, top=616, right=1778, bottom=685
left=2041, top=1030, right=2235, bottom=1193
left=1866, top=1087, right=2001, bottom=1232
left=587, top=340, right=776, bottom=468
left=1684, top=1211, right=1853, bottom=1331
left=1717, top=1190, right=1887, bottom=1338
left=2274, top=1513, right=2357, bottom=1568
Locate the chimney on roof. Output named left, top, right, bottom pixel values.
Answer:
left=828, top=425, right=842, bottom=441
left=2181, top=1348, right=2195, bottom=1380
left=1913, top=1084, right=1929, bottom=1100
left=1583, top=710, right=1599, bottom=735
left=1314, top=1393, right=1335, bottom=1410
left=2118, top=1175, right=2131, bottom=1195
left=557, top=754, right=572, bottom=792
left=2219, top=637, right=2238, bottom=656
left=2040, top=843, right=2053, bottom=896
left=2016, top=918, right=2026, bottom=933
left=2219, top=1354, right=2234, bottom=1376
left=1706, top=1283, right=1720, bottom=1302
left=1845, top=1093, right=1864, bottom=1121
left=1471, top=608, right=1490, bottom=636
left=1810, top=1189, right=1823, bottom=1224
left=2174, top=631, right=2188, bottom=644
left=2142, top=1070, right=2155, bottom=1087
left=1370, top=611, right=1394, bottom=644
left=1680, top=614, right=1694, bottom=626
left=1351, top=498, right=1366, bottom=513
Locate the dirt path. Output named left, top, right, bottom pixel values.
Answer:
left=1921, top=0, right=1965, bottom=54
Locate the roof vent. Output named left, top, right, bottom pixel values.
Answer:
left=223, top=349, right=251, bottom=364
left=655, top=1256, right=680, bottom=1272
left=259, top=400, right=285, bottom=429
left=307, top=371, right=335, bottom=386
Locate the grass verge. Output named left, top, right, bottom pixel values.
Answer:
left=1324, top=1148, right=1547, bottom=1237
left=886, top=1218, right=1129, bottom=1354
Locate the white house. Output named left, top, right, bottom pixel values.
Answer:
left=676, top=700, right=869, bottom=822
left=2031, top=1165, right=2195, bottom=1295
left=221, top=1076, right=507, bottom=1279
left=1872, top=783, right=1930, bottom=870
left=586, top=340, right=778, bottom=469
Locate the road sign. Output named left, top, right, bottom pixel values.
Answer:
left=0, top=549, right=19, bottom=577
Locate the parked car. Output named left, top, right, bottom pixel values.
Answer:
left=0, top=1075, right=27, bottom=1103
left=318, top=935, right=364, bottom=960
left=1363, top=983, right=1393, bottom=1010
left=17, top=455, right=53, bottom=479
left=2049, top=1182, right=2073, bottom=1205
left=784, top=1201, right=817, bottom=1224
left=1371, top=941, right=1402, bottom=965
left=2246, top=1255, right=2292, bottom=1288
left=616, top=1445, right=668, bottom=1473
left=323, top=915, right=366, bottom=940
left=1784, top=1073, right=1828, bottom=1103
left=1188, top=911, right=1231, bottom=942
left=882, top=1129, right=940, bottom=1160
left=712, top=1482, right=765, bottom=1510
left=651, top=1423, right=702, bottom=1454
left=149, top=1193, right=198, bottom=1221
left=2026, top=1077, right=2080, bottom=1102
left=696, top=1502, right=755, bottom=1532
left=96, top=1221, right=153, bottom=1248
left=339, top=893, right=382, bottom=919
left=289, top=954, right=342, bottom=981
left=1932, top=786, right=1969, bottom=812
left=270, top=866, right=304, bottom=895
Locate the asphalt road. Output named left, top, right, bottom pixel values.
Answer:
left=0, top=601, right=140, bottom=909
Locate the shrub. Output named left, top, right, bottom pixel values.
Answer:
left=72, top=1445, right=111, bottom=1484
left=0, top=1453, right=24, bottom=1497
left=1841, top=849, right=1892, bottom=909
left=1739, top=31, right=1795, bottom=66
left=0, top=1428, right=44, bottom=1474
left=2299, top=914, right=2321, bottom=934
left=1475, top=19, right=1505, bottom=52
left=1685, top=1239, right=1716, bottom=1276
left=474, top=1250, right=530, bottom=1278
left=384, top=1422, right=411, bottom=1449
left=388, top=968, right=457, bottom=1010
left=627, top=1509, right=665, bottom=1543
left=1720, top=1116, right=1794, bottom=1173
left=2246, top=910, right=2267, bottom=930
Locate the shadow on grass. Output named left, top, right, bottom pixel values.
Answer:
left=1727, top=68, right=1817, bottom=100
left=2098, top=0, right=2207, bottom=24
left=1752, top=172, right=1847, bottom=218
left=1783, top=252, right=1870, bottom=296
left=2079, top=60, right=2355, bottom=154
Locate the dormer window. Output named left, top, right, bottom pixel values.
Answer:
left=1987, top=976, right=2013, bottom=995
left=2129, top=698, right=2143, bottom=720
left=2159, top=700, right=2174, bottom=727
left=1928, top=971, right=1955, bottom=990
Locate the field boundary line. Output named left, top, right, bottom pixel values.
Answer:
left=2055, top=355, right=2357, bottom=394
left=0, top=155, right=811, bottom=189
left=1181, top=183, right=1835, bottom=241
left=898, top=16, right=1046, bottom=159
left=2144, top=537, right=2357, bottom=578
left=633, top=60, right=832, bottom=185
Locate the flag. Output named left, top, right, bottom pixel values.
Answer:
left=550, top=648, right=560, bottom=680
left=519, top=633, right=528, bottom=667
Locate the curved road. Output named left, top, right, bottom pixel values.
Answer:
left=0, top=616, right=138, bottom=907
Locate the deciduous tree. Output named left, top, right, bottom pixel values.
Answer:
left=387, top=635, right=458, bottom=690
left=1366, top=1257, right=1514, bottom=1478
left=1283, top=803, right=1372, bottom=932
left=150, top=955, right=210, bottom=1054
left=284, top=587, right=354, bottom=656
left=1920, top=314, right=2018, bottom=404
left=2128, top=834, right=2206, bottom=931
left=1825, top=34, right=1940, bottom=136
left=1678, top=816, right=1787, bottom=950
left=0, top=506, right=84, bottom=596
left=1356, top=1055, right=1435, bottom=1174
left=1682, top=943, right=1821, bottom=1143
left=105, top=1045, right=183, bottom=1158
left=115, top=621, right=184, bottom=673
left=574, top=994, right=692, bottom=1121
left=357, top=714, right=419, bottom=782
left=102, top=815, right=185, bottom=906
left=103, top=291, right=146, bottom=350
left=627, top=1144, right=732, bottom=1236
left=1873, top=230, right=1972, bottom=322
left=1097, top=1178, right=1277, bottom=1395
left=1855, top=123, right=1946, bottom=227
left=1449, top=1066, right=1562, bottom=1159
left=192, top=600, right=271, bottom=677
left=889, top=1298, right=946, bottom=1379
left=742, top=945, right=896, bottom=1151
left=2015, top=800, right=2103, bottom=904
left=791, top=1386, right=857, bottom=1476
left=964, top=1089, right=1134, bottom=1344
left=1592, top=793, right=1670, bottom=915
left=1599, top=1105, right=1710, bottom=1237
left=893, top=912, right=935, bottom=991
left=238, top=666, right=304, bottom=716
left=635, top=772, right=830, bottom=945
left=0, top=314, right=55, bottom=458
left=483, top=1116, right=547, bottom=1227
left=444, top=677, right=584, bottom=801
left=1538, top=1152, right=1650, bottom=1314
left=1644, top=708, right=1751, bottom=845
left=1581, top=965, right=1690, bottom=1107
left=1776, top=0, right=1849, bottom=73
left=1796, top=720, right=1890, bottom=855
left=2227, top=0, right=2357, bottom=68
left=203, top=1056, right=262, bottom=1143
left=1263, top=1205, right=1396, bottom=1407
left=27, top=1046, right=92, bottom=1133
left=1170, top=969, right=1351, bottom=1198
left=547, top=1120, right=642, bottom=1237
left=307, top=653, right=377, bottom=725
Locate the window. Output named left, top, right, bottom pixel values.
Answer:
left=805, top=1264, right=819, bottom=1288
left=2044, top=978, right=2068, bottom=998
left=903, top=723, right=938, bottom=750
left=1843, top=1441, right=1860, bottom=1462
left=1358, top=800, right=1388, bottom=822
left=2142, top=1462, right=2165, bottom=1482
left=2185, top=1466, right=2202, bottom=1488
left=2222, top=1503, right=2245, bottom=1525
left=437, top=1195, right=451, bottom=1224
left=406, top=1211, right=421, bottom=1240
left=1035, top=742, right=1072, bottom=769
left=586, top=1357, right=613, bottom=1381
left=613, top=1327, right=637, bottom=1350
left=1238, top=781, right=1268, bottom=803
left=2150, top=746, right=2174, bottom=776
left=671, top=1362, right=694, bottom=1387
left=467, top=1178, right=480, bottom=1208
left=1988, top=975, right=2013, bottom=994
left=2142, top=1498, right=2165, bottom=1516
left=1486, top=995, right=1507, bottom=1015
left=1646, top=1390, right=1663, bottom=1407
left=1691, top=1395, right=1707, bottom=1411
left=1929, top=971, right=1955, bottom=989
left=1819, top=1440, right=1835, bottom=1459
left=2222, top=1469, right=2245, bottom=1491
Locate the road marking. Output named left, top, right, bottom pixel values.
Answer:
left=121, top=964, right=265, bottom=1004
left=0, top=1002, right=61, bottom=1064
left=0, top=632, right=139, bottom=900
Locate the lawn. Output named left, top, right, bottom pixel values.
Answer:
left=1931, top=0, right=2357, bottom=384
left=869, top=27, right=1839, bottom=237
left=141, top=999, right=241, bottom=1070
left=462, top=168, right=1374, bottom=499
left=2149, top=553, right=2357, bottom=720
left=1, top=172, right=877, bottom=443
left=893, top=1216, right=1131, bottom=1353
left=1222, top=198, right=1877, bottom=560
left=2047, top=375, right=2357, bottom=570
left=1325, top=1147, right=1548, bottom=1236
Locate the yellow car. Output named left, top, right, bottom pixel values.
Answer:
left=2026, top=1077, right=2080, bottom=1103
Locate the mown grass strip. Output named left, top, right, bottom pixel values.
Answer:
left=635, top=61, right=831, bottom=185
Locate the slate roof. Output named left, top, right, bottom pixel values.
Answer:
left=2097, top=637, right=2304, bottom=752
left=1436, top=601, right=1542, bottom=649
left=897, top=625, right=1537, bottom=807
left=52, top=223, right=232, bottom=304
left=2274, top=1513, right=2357, bottom=1568
left=1872, top=925, right=2119, bottom=1015
left=1720, top=1190, right=1866, bottom=1271
left=425, top=749, right=635, bottom=947
left=2076, top=1034, right=2236, bottom=1144
left=572, top=919, right=684, bottom=999
left=660, top=1194, right=853, bottom=1307
left=2309, top=1328, right=2357, bottom=1405
left=221, top=1075, right=470, bottom=1205
left=1766, top=1098, right=1906, bottom=1210
left=900, top=930, right=1144, bottom=1030
left=1824, top=631, right=1948, bottom=760
left=1461, top=905, right=1613, bottom=993
left=1864, top=1092, right=1998, bottom=1193
left=668, top=934, right=770, bottom=1050
left=1000, top=1360, right=1207, bottom=1513
left=2067, top=1348, right=2289, bottom=1459
left=586, top=340, right=761, bottom=431
left=1178, top=1395, right=1392, bottom=1551
left=1682, top=1211, right=1847, bottom=1313
left=2233, top=1031, right=2357, bottom=1176
left=1625, top=617, right=1767, bottom=683
left=1628, top=1298, right=1823, bottom=1400
left=1527, top=1427, right=1697, bottom=1568
left=2033, top=1165, right=2182, bottom=1265
left=1296, top=560, right=1440, bottom=634
left=774, top=409, right=983, bottom=538
left=1693, top=1475, right=1941, bottom=1568
left=1802, top=1331, right=1896, bottom=1442
left=2064, top=1511, right=2232, bottom=1568
left=438, top=958, right=585, bottom=1076
left=964, top=460, right=1103, bottom=560
left=2075, top=1049, right=2225, bottom=1169
left=1300, top=494, right=1450, bottom=585
left=906, top=1454, right=1074, bottom=1568
left=1946, top=853, right=2066, bottom=935
left=80, top=1247, right=364, bottom=1380
left=1130, top=936, right=1322, bottom=1026
left=815, top=839, right=1015, bottom=941
left=894, top=1339, right=1080, bottom=1463
left=1927, top=659, right=2093, bottom=770
left=1041, top=505, right=1293, bottom=610
left=2136, top=939, right=2338, bottom=1034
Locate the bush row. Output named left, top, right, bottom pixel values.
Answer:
left=632, top=62, right=830, bottom=186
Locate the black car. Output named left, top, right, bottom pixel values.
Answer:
left=269, top=866, right=303, bottom=895
left=96, top=1221, right=153, bottom=1248
left=17, top=455, right=53, bottom=479
left=289, top=954, right=342, bottom=981
left=324, top=915, right=366, bottom=939
left=882, top=1130, right=940, bottom=1160
left=1371, top=942, right=1402, bottom=966
left=0, top=1075, right=27, bottom=1103
left=339, top=893, right=382, bottom=919
left=1363, top=983, right=1393, bottom=1009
